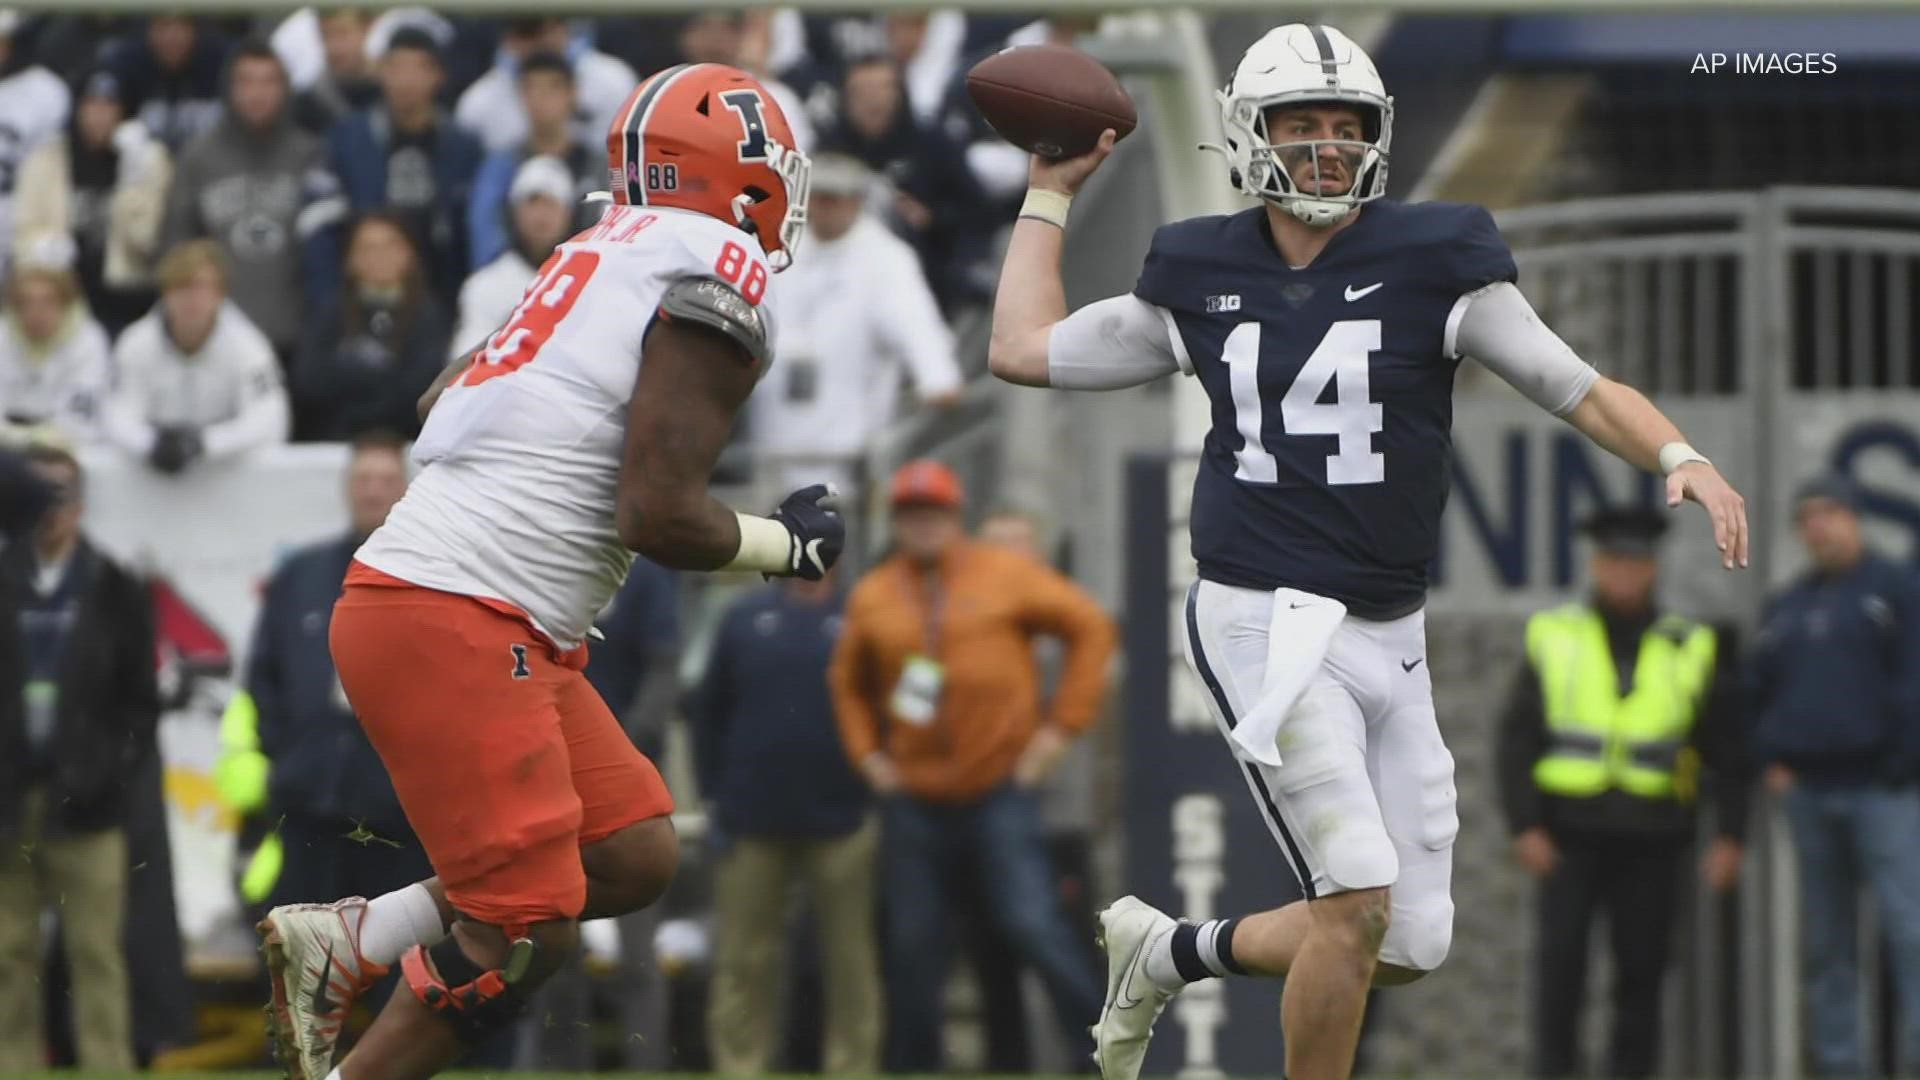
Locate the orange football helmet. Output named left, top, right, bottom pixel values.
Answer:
left=606, top=63, right=811, bottom=271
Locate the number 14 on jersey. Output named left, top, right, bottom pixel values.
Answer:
left=1225, top=319, right=1385, bottom=486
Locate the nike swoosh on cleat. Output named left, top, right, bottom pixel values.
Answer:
left=311, top=941, right=340, bottom=1018
left=1112, top=929, right=1157, bottom=1010
left=1345, top=282, right=1384, bottom=301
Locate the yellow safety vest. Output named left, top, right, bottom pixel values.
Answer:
left=215, top=689, right=282, bottom=903
left=1525, top=604, right=1716, bottom=801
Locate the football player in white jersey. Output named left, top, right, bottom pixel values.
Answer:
left=255, top=63, right=841, bottom=1080
left=986, top=24, right=1749, bottom=1080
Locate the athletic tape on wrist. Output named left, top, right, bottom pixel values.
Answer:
left=722, top=512, right=794, bottom=574
left=1019, top=189, right=1073, bottom=229
left=1658, top=442, right=1712, bottom=475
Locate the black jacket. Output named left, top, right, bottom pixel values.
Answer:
left=248, top=533, right=410, bottom=836
left=0, top=538, right=160, bottom=839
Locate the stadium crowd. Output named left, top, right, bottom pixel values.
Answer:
left=0, top=7, right=1048, bottom=461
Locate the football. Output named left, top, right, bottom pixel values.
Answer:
left=966, top=45, right=1137, bottom=160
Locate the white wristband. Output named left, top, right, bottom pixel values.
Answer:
left=1658, top=442, right=1711, bottom=475
left=1019, top=188, right=1073, bottom=229
left=721, top=512, right=794, bottom=574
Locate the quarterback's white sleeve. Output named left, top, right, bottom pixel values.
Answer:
left=871, top=241, right=961, bottom=398
left=1046, top=295, right=1188, bottom=391
left=200, top=324, right=290, bottom=457
left=1452, top=281, right=1600, bottom=417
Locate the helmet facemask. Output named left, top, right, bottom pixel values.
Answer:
left=740, top=136, right=810, bottom=272
left=1211, top=91, right=1392, bottom=228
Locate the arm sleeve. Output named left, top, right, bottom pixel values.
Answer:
left=1017, top=562, right=1117, bottom=733
left=1453, top=281, right=1601, bottom=416
left=201, top=332, right=291, bottom=457
left=1695, top=627, right=1751, bottom=840
left=1046, top=294, right=1188, bottom=391
left=828, top=597, right=884, bottom=765
left=1496, top=657, right=1550, bottom=835
left=871, top=243, right=962, bottom=398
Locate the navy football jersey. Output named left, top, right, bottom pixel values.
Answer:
left=1135, top=199, right=1518, bottom=619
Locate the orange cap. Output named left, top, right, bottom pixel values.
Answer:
left=890, top=459, right=964, bottom=509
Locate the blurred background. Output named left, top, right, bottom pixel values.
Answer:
left=0, top=1, right=1916, bottom=1077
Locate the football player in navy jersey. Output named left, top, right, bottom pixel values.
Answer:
left=986, top=23, right=1749, bottom=1080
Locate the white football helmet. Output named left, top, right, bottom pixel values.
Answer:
left=1203, top=24, right=1393, bottom=227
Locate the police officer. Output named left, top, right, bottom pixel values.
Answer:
left=1498, top=506, right=1749, bottom=1079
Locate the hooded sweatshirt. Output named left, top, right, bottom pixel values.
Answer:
left=162, top=109, right=323, bottom=351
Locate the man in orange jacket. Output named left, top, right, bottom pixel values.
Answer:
left=830, top=459, right=1114, bottom=1070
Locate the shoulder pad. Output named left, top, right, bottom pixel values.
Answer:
left=657, top=276, right=769, bottom=365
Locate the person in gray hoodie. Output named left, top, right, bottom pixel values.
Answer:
left=160, top=39, right=324, bottom=363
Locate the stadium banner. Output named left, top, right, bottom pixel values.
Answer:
left=77, top=444, right=351, bottom=954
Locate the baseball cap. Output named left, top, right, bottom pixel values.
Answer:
left=890, top=459, right=964, bottom=510
left=1794, top=473, right=1862, bottom=515
left=511, top=155, right=573, bottom=205
left=1580, top=506, right=1669, bottom=558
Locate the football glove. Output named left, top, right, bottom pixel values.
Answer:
left=769, top=483, right=844, bottom=581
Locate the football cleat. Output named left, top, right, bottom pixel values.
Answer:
left=259, top=898, right=390, bottom=1080
left=1091, top=895, right=1182, bottom=1080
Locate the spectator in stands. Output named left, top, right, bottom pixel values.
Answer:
left=452, top=155, right=574, bottom=357
left=883, top=12, right=966, bottom=126
left=13, top=67, right=168, bottom=335
left=288, top=8, right=377, bottom=135
left=1750, top=475, right=1920, bottom=1077
left=746, top=152, right=960, bottom=494
left=293, top=212, right=448, bottom=441
left=0, top=248, right=112, bottom=445
left=0, top=14, right=74, bottom=272
left=162, top=40, right=322, bottom=363
left=830, top=459, right=1113, bottom=1072
left=455, top=17, right=635, bottom=159
left=305, top=27, right=482, bottom=310
left=105, top=239, right=289, bottom=472
left=465, top=51, right=598, bottom=270
left=18, top=15, right=132, bottom=85
left=0, top=444, right=158, bottom=1073
left=694, top=570, right=879, bottom=1074
left=104, top=14, right=228, bottom=153
left=820, top=54, right=991, bottom=309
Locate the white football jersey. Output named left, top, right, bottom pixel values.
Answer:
left=356, top=205, right=777, bottom=649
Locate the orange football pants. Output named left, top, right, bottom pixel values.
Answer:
left=330, top=564, right=674, bottom=935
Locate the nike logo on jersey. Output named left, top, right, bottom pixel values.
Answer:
left=1401, top=657, right=1425, bottom=672
left=1345, top=282, right=1384, bottom=301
